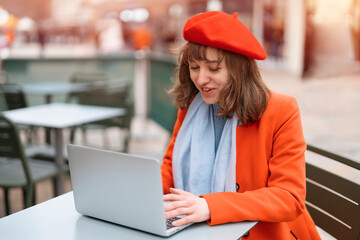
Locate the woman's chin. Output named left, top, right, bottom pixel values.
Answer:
left=201, top=95, right=219, bottom=104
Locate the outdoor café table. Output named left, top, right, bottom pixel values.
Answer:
left=22, top=82, right=93, bottom=144
left=3, top=103, right=126, bottom=195
left=0, top=192, right=258, bottom=240
left=22, top=82, right=91, bottom=104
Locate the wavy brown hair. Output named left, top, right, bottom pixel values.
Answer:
left=169, top=42, right=270, bottom=126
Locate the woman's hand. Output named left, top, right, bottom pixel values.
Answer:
left=163, top=188, right=210, bottom=226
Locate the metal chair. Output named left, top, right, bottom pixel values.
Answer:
left=305, top=144, right=360, bottom=239
left=0, top=83, right=28, bottom=110
left=0, top=83, right=65, bottom=162
left=67, top=72, right=134, bottom=152
left=0, top=83, right=36, bottom=144
left=0, top=114, right=68, bottom=215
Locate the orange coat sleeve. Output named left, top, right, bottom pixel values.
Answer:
left=200, top=95, right=307, bottom=225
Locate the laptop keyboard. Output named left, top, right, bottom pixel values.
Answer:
left=166, top=216, right=181, bottom=230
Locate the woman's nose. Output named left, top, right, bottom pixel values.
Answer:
left=196, top=68, right=210, bottom=85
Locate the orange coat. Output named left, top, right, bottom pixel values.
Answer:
left=161, top=91, right=321, bottom=239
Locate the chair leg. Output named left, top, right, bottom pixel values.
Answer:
left=4, top=188, right=10, bottom=215
left=26, top=129, right=32, bottom=144
left=45, top=128, right=52, bottom=145
left=32, top=185, right=36, bottom=205
left=103, top=128, right=109, bottom=148
left=22, top=188, right=26, bottom=208
left=70, top=127, right=76, bottom=143
left=123, top=130, right=130, bottom=153
left=81, top=126, right=87, bottom=144
left=32, top=127, right=39, bottom=144
left=52, top=178, right=58, bottom=197
left=23, top=184, right=35, bottom=208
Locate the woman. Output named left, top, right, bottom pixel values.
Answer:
left=161, top=11, right=320, bottom=239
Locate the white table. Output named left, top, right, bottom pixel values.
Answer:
left=22, top=82, right=91, bottom=103
left=22, top=82, right=94, bottom=143
left=3, top=103, right=126, bottom=195
left=0, top=192, right=258, bottom=240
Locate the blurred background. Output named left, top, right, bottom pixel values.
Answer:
left=0, top=0, right=359, bottom=234
left=1, top=0, right=359, bottom=76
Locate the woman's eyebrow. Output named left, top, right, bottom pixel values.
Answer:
left=205, top=60, right=220, bottom=64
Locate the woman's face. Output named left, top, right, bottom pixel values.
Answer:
left=189, top=47, right=230, bottom=104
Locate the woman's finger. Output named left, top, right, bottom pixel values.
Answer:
left=165, top=207, right=192, bottom=220
left=164, top=200, right=186, bottom=212
left=171, top=214, right=197, bottom=227
left=163, top=193, right=182, bottom=202
left=164, top=194, right=195, bottom=211
left=170, top=188, right=192, bottom=196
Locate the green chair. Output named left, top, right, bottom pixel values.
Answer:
left=305, top=144, right=360, bottom=239
left=0, top=83, right=52, bottom=161
left=0, top=83, right=36, bottom=144
left=0, top=83, right=28, bottom=110
left=67, top=72, right=134, bottom=152
left=0, top=114, right=68, bottom=215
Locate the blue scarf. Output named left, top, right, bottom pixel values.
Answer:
left=172, top=93, right=238, bottom=196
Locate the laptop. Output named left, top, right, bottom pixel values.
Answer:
left=67, top=144, right=193, bottom=237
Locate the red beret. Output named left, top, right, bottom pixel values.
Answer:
left=183, top=11, right=267, bottom=60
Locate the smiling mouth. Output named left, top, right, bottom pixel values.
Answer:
left=203, top=88, right=213, bottom=93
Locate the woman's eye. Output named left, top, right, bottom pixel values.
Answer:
left=190, top=66, right=199, bottom=70
left=209, top=68, right=220, bottom=72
